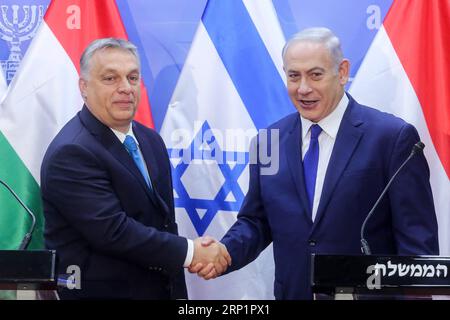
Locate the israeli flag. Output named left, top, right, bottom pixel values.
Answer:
left=160, top=0, right=292, bottom=299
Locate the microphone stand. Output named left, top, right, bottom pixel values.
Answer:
left=360, top=142, right=425, bottom=255
left=0, top=180, right=36, bottom=250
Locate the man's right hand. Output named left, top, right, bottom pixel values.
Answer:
left=188, top=236, right=231, bottom=280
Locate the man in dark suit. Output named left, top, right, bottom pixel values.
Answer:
left=196, top=27, right=439, bottom=299
left=41, top=38, right=230, bottom=299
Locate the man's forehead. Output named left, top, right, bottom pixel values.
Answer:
left=92, top=48, right=136, bottom=60
left=90, top=49, right=139, bottom=70
left=284, top=44, right=332, bottom=69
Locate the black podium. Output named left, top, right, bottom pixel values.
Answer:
left=311, top=254, right=450, bottom=299
left=0, top=250, right=57, bottom=299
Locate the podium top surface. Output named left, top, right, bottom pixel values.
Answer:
left=0, top=250, right=56, bottom=290
left=311, top=254, right=450, bottom=291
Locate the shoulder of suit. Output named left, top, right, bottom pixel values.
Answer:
left=345, top=93, right=408, bottom=128
left=132, top=121, right=167, bottom=146
left=133, top=120, right=159, bottom=136
left=50, top=113, right=86, bottom=146
left=353, top=102, right=410, bottom=129
left=266, top=112, right=299, bottom=131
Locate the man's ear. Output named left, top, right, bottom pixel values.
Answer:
left=79, top=78, right=87, bottom=101
left=338, top=59, right=350, bottom=85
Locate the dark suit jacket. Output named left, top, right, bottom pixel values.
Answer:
left=221, top=94, right=439, bottom=300
left=41, top=106, right=187, bottom=299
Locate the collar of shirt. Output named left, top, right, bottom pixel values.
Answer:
left=110, top=124, right=139, bottom=146
left=300, top=92, right=349, bottom=141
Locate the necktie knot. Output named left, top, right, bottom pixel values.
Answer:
left=310, top=124, right=322, bottom=140
left=124, top=135, right=138, bottom=152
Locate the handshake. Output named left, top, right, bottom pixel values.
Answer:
left=188, top=236, right=231, bottom=280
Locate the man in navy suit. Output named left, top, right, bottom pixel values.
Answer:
left=41, top=38, right=230, bottom=299
left=197, top=27, right=439, bottom=299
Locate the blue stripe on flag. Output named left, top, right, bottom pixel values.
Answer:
left=202, top=0, right=293, bottom=129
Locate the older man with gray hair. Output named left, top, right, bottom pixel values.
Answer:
left=197, top=27, right=438, bottom=299
left=41, top=38, right=230, bottom=299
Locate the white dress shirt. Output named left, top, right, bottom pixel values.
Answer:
left=111, top=126, right=194, bottom=267
left=300, top=93, right=349, bottom=221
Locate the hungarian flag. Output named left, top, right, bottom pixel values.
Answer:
left=0, top=0, right=153, bottom=249
left=350, top=0, right=450, bottom=254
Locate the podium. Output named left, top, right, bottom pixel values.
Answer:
left=0, top=250, right=57, bottom=300
left=311, top=254, right=450, bottom=300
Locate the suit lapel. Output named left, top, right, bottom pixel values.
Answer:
left=312, top=98, right=364, bottom=230
left=133, top=125, right=160, bottom=190
left=79, top=106, right=160, bottom=208
left=133, top=124, right=169, bottom=213
left=285, top=116, right=313, bottom=222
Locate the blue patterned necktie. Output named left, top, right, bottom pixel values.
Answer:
left=123, top=135, right=153, bottom=191
left=303, top=124, right=322, bottom=216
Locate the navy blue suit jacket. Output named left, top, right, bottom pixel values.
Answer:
left=41, top=106, right=187, bottom=299
left=221, top=94, right=439, bottom=300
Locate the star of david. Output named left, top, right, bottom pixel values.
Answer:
left=168, top=121, right=249, bottom=236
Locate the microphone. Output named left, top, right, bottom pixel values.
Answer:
left=360, top=141, right=425, bottom=255
left=0, top=179, right=37, bottom=250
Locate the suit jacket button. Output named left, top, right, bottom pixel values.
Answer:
left=309, top=240, right=316, bottom=246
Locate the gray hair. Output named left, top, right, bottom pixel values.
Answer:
left=80, top=37, right=140, bottom=79
left=282, top=27, right=344, bottom=72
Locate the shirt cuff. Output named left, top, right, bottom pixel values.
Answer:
left=183, top=238, right=194, bottom=268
